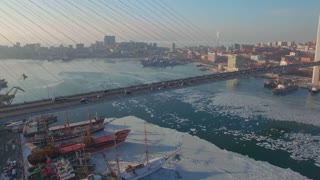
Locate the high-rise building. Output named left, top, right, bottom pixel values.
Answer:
left=227, top=55, right=244, bottom=71
left=312, top=16, right=320, bottom=86
left=287, top=41, right=295, bottom=47
left=104, top=35, right=116, bottom=46
left=234, top=43, right=240, bottom=50
left=208, top=52, right=217, bottom=62
left=171, top=43, right=176, bottom=52
left=278, top=41, right=288, bottom=47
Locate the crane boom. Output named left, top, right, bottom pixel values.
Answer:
left=0, top=86, right=25, bottom=106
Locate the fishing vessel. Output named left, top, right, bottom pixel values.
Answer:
left=24, top=115, right=107, bottom=143
left=27, top=129, right=130, bottom=165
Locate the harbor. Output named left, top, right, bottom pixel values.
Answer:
left=1, top=114, right=312, bottom=180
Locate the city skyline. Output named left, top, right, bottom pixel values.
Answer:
left=0, top=0, right=319, bottom=47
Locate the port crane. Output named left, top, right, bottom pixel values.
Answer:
left=0, top=86, right=24, bottom=106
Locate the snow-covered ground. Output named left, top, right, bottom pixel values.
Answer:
left=89, top=116, right=308, bottom=180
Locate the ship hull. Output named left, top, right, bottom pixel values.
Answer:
left=264, top=80, right=277, bottom=89
left=118, top=158, right=165, bottom=180
left=28, top=129, right=130, bottom=165
left=272, top=85, right=298, bottom=95
left=29, top=125, right=105, bottom=145
left=26, top=118, right=106, bottom=144
left=23, top=115, right=58, bottom=137
left=27, top=150, right=60, bottom=165
left=86, top=129, right=130, bottom=153
left=60, top=129, right=130, bottom=154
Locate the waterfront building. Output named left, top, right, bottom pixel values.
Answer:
left=208, top=52, right=217, bottom=63
left=227, top=55, right=244, bottom=71
left=201, top=55, right=208, bottom=60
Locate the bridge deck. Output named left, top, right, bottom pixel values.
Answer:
left=1, top=62, right=320, bottom=121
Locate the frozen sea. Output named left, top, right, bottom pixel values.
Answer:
left=93, top=116, right=309, bottom=180
left=1, top=58, right=320, bottom=179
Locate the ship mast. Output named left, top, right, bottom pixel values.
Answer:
left=114, top=132, right=120, bottom=176
left=144, top=122, right=149, bottom=165
left=65, top=111, right=70, bottom=128
left=87, top=108, right=92, bottom=125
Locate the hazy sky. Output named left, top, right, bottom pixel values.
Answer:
left=0, top=0, right=319, bottom=47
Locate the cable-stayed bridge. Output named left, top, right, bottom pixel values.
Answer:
left=1, top=61, right=320, bottom=120
left=0, top=1, right=320, bottom=121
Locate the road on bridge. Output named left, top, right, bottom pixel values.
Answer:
left=1, top=61, right=319, bottom=121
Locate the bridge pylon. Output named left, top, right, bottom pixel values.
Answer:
left=312, top=16, right=320, bottom=86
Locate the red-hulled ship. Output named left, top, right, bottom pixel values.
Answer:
left=27, top=129, right=130, bottom=165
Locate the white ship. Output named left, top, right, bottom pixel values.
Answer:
left=5, top=119, right=26, bottom=132
left=118, top=157, right=165, bottom=180
left=107, top=122, right=168, bottom=180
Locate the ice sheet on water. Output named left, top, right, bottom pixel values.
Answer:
left=156, top=88, right=320, bottom=126
left=219, top=128, right=320, bottom=166
left=93, top=116, right=309, bottom=179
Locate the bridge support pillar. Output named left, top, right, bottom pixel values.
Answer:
left=312, top=16, right=320, bottom=86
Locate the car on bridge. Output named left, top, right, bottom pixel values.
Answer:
left=80, top=98, right=89, bottom=103
left=124, top=90, right=131, bottom=95
left=52, top=96, right=68, bottom=103
left=96, top=95, right=103, bottom=98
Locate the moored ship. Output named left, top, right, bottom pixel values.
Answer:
left=20, top=115, right=57, bottom=134
left=264, top=80, right=278, bottom=89
left=24, top=116, right=106, bottom=143
left=110, top=122, right=166, bottom=180
left=309, top=87, right=320, bottom=94
left=118, top=157, right=165, bottom=180
left=27, top=129, right=130, bottom=165
left=0, top=79, right=8, bottom=90
left=272, top=84, right=298, bottom=95
left=4, top=119, right=26, bottom=132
